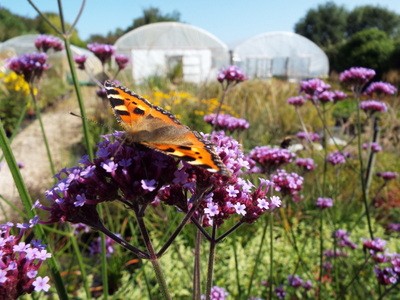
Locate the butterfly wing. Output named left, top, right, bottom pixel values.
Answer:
left=104, top=80, right=230, bottom=176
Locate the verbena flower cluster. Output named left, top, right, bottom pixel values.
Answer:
left=0, top=222, right=51, bottom=298
left=296, top=131, right=320, bottom=142
left=202, top=286, right=229, bottom=300
left=7, top=53, right=49, bottom=83
left=74, top=55, right=87, bottom=70
left=316, top=197, right=333, bottom=209
left=247, top=146, right=295, bottom=174
left=298, top=78, right=347, bottom=105
left=327, top=151, right=350, bottom=165
left=287, top=96, right=306, bottom=107
left=295, top=158, right=316, bottom=172
left=34, top=35, right=63, bottom=53
left=203, top=113, right=249, bottom=132
left=365, top=81, right=397, bottom=96
left=40, top=131, right=280, bottom=228
left=217, top=65, right=246, bottom=85
left=87, top=43, right=116, bottom=65
left=339, top=67, right=376, bottom=87
left=287, top=274, right=312, bottom=291
left=362, top=142, right=382, bottom=153
left=271, top=169, right=304, bottom=201
left=114, top=54, right=129, bottom=70
left=359, top=100, right=388, bottom=114
left=376, top=171, right=398, bottom=181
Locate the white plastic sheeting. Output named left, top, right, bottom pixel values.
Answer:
left=0, top=34, right=102, bottom=82
left=114, top=22, right=229, bottom=83
left=233, top=32, right=329, bottom=80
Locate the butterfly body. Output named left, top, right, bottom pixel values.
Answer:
left=104, top=80, right=230, bottom=176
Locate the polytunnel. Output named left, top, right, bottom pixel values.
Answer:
left=114, top=22, right=230, bottom=83
left=233, top=32, right=329, bottom=80
left=0, top=34, right=102, bottom=83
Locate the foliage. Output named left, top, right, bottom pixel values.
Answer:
left=294, top=1, right=348, bottom=48
left=338, top=29, right=395, bottom=74
left=346, top=5, right=400, bottom=38
left=0, top=8, right=36, bottom=41
left=87, top=6, right=181, bottom=44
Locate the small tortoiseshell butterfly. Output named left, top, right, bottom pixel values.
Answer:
left=104, top=80, right=230, bottom=176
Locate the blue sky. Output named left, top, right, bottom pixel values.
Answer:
left=1, top=0, right=399, bottom=45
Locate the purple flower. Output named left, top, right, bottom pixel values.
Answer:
left=217, top=65, right=246, bottom=84
left=205, top=286, right=229, bottom=300
left=363, top=142, right=382, bottom=153
left=387, top=223, right=400, bottom=232
left=363, top=238, right=386, bottom=254
left=339, top=67, right=376, bottom=87
left=87, top=43, right=115, bottom=64
left=96, top=87, right=108, bottom=99
left=7, top=53, right=49, bottom=82
left=365, top=82, right=397, bottom=96
left=89, top=236, right=116, bottom=257
left=376, top=171, right=398, bottom=181
left=333, top=90, right=347, bottom=102
left=317, top=90, right=336, bottom=103
left=114, top=54, right=129, bottom=70
left=248, top=146, right=295, bottom=174
left=204, top=113, right=249, bottom=132
left=374, top=267, right=398, bottom=285
left=295, top=158, right=316, bottom=171
left=271, top=169, right=304, bottom=200
left=327, top=151, right=350, bottom=165
left=0, top=223, right=51, bottom=298
left=324, top=249, right=348, bottom=258
left=74, top=55, right=87, bottom=70
left=288, top=274, right=303, bottom=288
left=287, top=96, right=306, bottom=107
left=300, top=78, right=331, bottom=98
left=359, top=100, right=387, bottom=113
left=35, top=35, right=63, bottom=53
left=333, top=229, right=357, bottom=249
left=275, top=286, right=286, bottom=299
left=316, top=197, right=333, bottom=209
left=296, top=131, right=320, bottom=142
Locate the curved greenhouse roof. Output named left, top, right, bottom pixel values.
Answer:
left=233, top=32, right=329, bottom=79
left=114, top=22, right=229, bottom=83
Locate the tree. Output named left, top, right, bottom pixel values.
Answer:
left=126, top=6, right=181, bottom=32
left=346, top=5, right=400, bottom=38
left=35, top=13, right=85, bottom=47
left=294, top=2, right=348, bottom=47
left=338, top=28, right=395, bottom=75
left=0, top=8, right=35, bottom=41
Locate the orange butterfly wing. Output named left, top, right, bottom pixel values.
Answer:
left=104, top=80, right=230, bottom=176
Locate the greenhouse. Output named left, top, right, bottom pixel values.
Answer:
left=0, top=34, right=102, bottom=82
left=114, top=22, right=230, bottom=83
left=233, top=31, right=329, bottom=80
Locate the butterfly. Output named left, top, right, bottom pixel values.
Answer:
left=103, top=80, right=230, bottom=176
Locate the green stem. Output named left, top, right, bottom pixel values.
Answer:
left=246, top=215, right=268, bottom=298
left=356, top=99, right=374, bottom=239
left=30, top=86, right=56, bottom=177
left=70, top=230, right=91, bottom=298
left=364, top=116, right=379, bottom=197
left=268, top=213, right=273, bottom=300
left=212, top=85, right=231, bottom=131
left=192, top=216, right=203, bottom=300
left=136, top=213, right=171, bottom=299
left=318, top=210, right=324, bottom=300
left=205, top=223, right=217, bottom=300
left=232, top=239, right=242, bottom=298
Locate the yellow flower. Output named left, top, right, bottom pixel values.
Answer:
left=0, top=71, right=31, bottom=96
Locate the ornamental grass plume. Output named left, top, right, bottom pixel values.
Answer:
left=0, top=222, right=52, bottom=299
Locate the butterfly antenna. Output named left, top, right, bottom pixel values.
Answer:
left=69, top=111, right=115, bottom=132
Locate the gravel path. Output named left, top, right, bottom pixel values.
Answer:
left=0, top=90, right=95, bottom=222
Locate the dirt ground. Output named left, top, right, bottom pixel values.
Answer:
left=0, top=87, right=97, bottom=222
